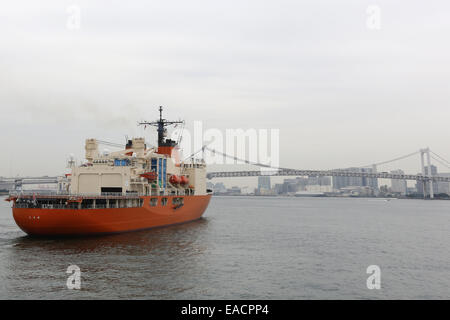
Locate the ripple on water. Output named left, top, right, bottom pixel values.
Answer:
left=0, top=196, right=449, bottom=299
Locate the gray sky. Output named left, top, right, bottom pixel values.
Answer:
left=1, top=0, right=450, bottom=185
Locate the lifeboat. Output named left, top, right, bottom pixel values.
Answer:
left=140, top=171, right=157, bottom=181
left=5, top=196, right=16, bottom=202
left=67, top=197, right=83, bottom=203
left=180, top=175, right=189, bottom=186
left=169, top=175, right=180, bottom=185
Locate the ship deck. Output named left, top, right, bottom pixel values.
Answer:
left=6, top=192, right=189, bottom=210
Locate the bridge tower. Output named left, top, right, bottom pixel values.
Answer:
left=420, top=148, right=434, bottom=199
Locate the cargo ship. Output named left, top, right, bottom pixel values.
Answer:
left=6, top=107, right=212, bottom=236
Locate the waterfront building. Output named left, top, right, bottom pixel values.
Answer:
left=416, top=165, right=441, bottom=195
left=390, top=169, right=407, bottom=195
left=332, top=167, right=378, bottom=191
left=257, top=176, right=271, bottom=191
left=213, top=182, right=227, bottom=194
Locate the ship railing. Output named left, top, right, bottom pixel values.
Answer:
left=9, top=190, right=68, bottom=196
left=14, top=203, right=70, bottom=209
left=13, top=203, right=142, bottom=209
left=9, top=191, right=69, bottom=197
left=76, top=192, right=141, bottom=198
left=14, top=203, right=30, bottom=208
left=9, top=191, right=142, bottom=198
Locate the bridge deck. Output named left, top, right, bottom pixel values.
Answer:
left=207, top=170, right=450, bottom=182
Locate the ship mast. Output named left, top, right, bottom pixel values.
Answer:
left=138, top=106, right=184, bottom=147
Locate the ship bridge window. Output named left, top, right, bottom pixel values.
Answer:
left=114, top=159, right=130, bottom=166
left=161, top=198, right=168, bottom=206
left=94, top=160, right=109, bottom=164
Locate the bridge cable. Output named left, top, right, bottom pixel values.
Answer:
left=204, top=147, right=288, bottom=170
left=184, top=145, right=288, bottom=170
left=361, top=151, right=420, bottom=168
left=431, top=155, right=450, bottom=170
left=431, top=151, right=450, bottom=166
left=196, top=146, right=423, bottom=172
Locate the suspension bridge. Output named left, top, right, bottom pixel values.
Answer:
left=205, top=147, right=450, bottom=199
left=0, top=177, right=59, bottom=190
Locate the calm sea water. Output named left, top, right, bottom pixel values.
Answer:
left=0, top=195, right=449, bottom=299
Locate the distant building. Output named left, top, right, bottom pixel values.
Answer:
left=282, top=178, right=300, bottom=194
left=390, top=170, right=407, bottom=195
left=304, top=184, right=333, bottom=193
left=274, top=176, right=332, bottom=195
left=437, top=173, right=450, bottom=195
left=255, top=176, right=274, bottom=195
left=0, top=181, right=14, bottom=192
left=407, top=186, right=417, bottom=195
left=339, top=186, right=375, bottom=197
left=415, top=166, right=450, bottom=196
left=307, top=176, right=331, bottom=186
left=257, top=176, right=271, bottom=191
left=213, top=182, right=227, bottom=194
left=274, top=183, right=284, bottom=195
left=424, top=165, right=438, bottom=177
left=227, top=186, right=241, bottom=195
left=416, top=165, right=438, bottom=195
left=332, top=167, right=378, bottom=191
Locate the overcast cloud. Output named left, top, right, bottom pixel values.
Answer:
left=1, top=0, right=450, bottom=182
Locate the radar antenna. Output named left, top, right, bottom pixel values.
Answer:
left=138, top=106, right=184, bottom=147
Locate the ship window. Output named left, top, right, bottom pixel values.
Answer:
left=101, top=187, right=122, bottom=194
left=150, top=198, right=158, bottom=206
left=172, top=197, right=184, bottom=205
left=161, top=198, right=168, bottom=206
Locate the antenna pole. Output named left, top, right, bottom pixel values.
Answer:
left=138, top=106, right=184, bottom=148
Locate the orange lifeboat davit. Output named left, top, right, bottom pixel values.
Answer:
left=140, top=171, right=157, bottom=182
left=169, top=175, right=180, bottom=185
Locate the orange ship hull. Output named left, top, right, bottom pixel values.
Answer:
left=12, top=195, right=212, bottom=236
